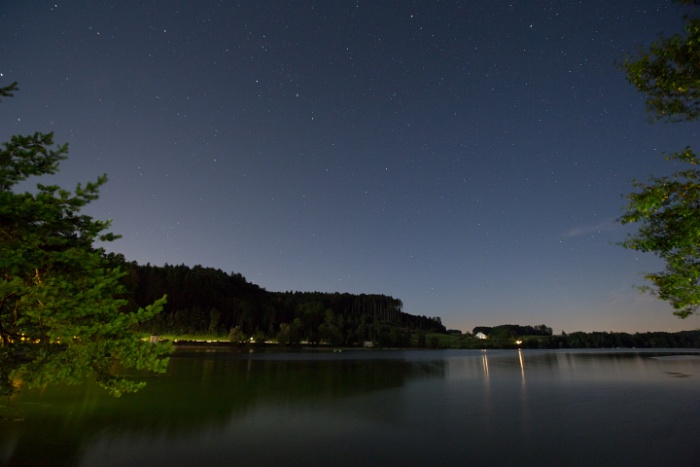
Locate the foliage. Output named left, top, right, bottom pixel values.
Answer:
left=472, top=324, right=552, bottom=338
left=531, top=330, right=700, bottom=349
left=455, top=329, right=700, bottom=349
left=0, top=83, right=170, bottom=397
left=620, top=1, right=700, bottom=317
left=228, top=326, right=245, bottom=344
left=622, top=1, right=700, bottom=122
left=0, top=81, right=17, bottom=102
left=122, top=261, right=446, bottom=346
left=620, top=149, right=700, bottom=317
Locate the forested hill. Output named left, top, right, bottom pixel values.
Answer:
left=120, top=262, right=446, bottom=345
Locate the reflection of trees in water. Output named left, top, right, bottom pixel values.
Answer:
left=241, top=355, right=447, bottom=401
left=0, top=350, right=446, bottom=466
left=447, top=349, right=700, bottom=383
left=5, top=349, right=695, bottom=466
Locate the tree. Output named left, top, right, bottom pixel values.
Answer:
left=228, top=326, right=245, bottom=344
left=0, top=82, right=171, bottom=397
left=622, top=0, right=700, bottom=122
left=620, top=149, right=700, bottom=317
left=619, top=2, right=700, bottom=317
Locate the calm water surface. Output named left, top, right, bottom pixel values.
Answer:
left=2, top=348, right=699, bottom=466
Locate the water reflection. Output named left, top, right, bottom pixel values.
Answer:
left=518, top=348, right=525, bottom=382
left=2, top=349, right=700, bottom=467
left=1, top=350, right=448, bottom=466
left=481, top=349, right=489, bottom=380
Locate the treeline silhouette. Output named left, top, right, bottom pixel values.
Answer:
left=467, top=326, right=700, bottom=349
left=525, top=330, right=700, bottom=349
left=472, top=324, right=553, bottom=338
left=119, top=261, right=446, bottom=346
left=113, top=258, right=698, bottom=349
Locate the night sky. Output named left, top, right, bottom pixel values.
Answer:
left=2, top=1, right=699, bottom=333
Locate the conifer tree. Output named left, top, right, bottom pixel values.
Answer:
left=0, top=82, right=170, bottom=397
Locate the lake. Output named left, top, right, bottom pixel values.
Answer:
left=2, top=348, right=699, bottom=466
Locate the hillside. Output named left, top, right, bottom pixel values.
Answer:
left=119, top=261, right=446, bottom=346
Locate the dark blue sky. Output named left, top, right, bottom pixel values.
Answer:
left=2, top=1, right=698, bottom=332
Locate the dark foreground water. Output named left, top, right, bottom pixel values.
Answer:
left=2, top=348, right=699, bottom=467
